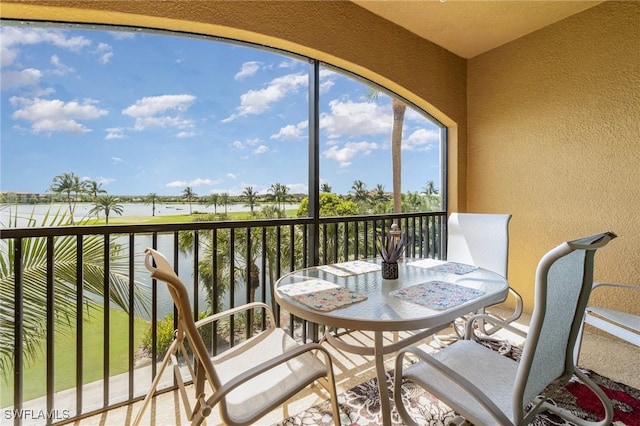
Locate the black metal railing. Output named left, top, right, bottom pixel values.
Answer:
left=1, top=211, right=446, bottom=424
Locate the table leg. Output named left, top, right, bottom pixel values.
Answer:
left=374, top=331, right=392, bottom=426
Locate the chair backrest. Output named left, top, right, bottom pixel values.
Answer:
left=513, top=232, right=617, bottom=419
left=446, top=213, right=512, bottom=277
left=144, top=248, right=223, bottom=391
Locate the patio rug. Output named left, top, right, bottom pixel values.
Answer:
left=276, top=341, right=640, bottom=426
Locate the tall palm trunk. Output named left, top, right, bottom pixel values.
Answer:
left=391, top=98, right=406, bottom=214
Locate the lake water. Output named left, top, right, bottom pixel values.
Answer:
left=1, top=202, right=289, bottom=319
left=0, top=202, right=299, bottom=228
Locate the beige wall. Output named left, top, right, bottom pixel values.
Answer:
left=467, top=1, right=640, bottom=312
left=2, top=1, right=638, bottom=314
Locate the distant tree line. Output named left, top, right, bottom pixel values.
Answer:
left=1, top=172, right=442, bottom=222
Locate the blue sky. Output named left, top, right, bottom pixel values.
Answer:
left=1, top=24, right=443, bottom=197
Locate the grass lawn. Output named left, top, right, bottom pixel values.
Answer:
left=86, top=209, right=299, bottom=225
left=1, top=305, right=148, bottom=407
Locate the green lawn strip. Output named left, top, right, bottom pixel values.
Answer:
left=1, top=305, right=147, bottom=407
left=85, top=209, right=298, bottom=225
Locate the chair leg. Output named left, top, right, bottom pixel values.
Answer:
left=132, top=339, right=180, bottom=426
left=322, top=351, right=341, bottom=425
left=537, top=369, right=614, bottom=426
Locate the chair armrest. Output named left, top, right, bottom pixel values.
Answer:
left=203, top=342, right=332, bottom=408
left=592, top=282, right=640, bottom=292
left=194, top=302, right=276, bottom=329
left=394, top=345, right=512, bottom=425
left=464, top=313, right=528, bottom=340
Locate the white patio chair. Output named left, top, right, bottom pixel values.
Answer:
left=442, top=212, right=522, bottom=339
left=575, top=282, right=639, bottom=363
left=133, top=248, right=340, bottom=426
left=394, top=231, right=617, bottom=426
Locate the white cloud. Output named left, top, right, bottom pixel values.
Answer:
left=122, top=94, right=196, bottom=130
left=232, top=137, right=261, bottom=149
left=1, top=27, right=91, bottom=67
left=98, top=177, right=116, bottom=186
left=108, top=31, right=135, bottom=41
left=1, top=68, right=42, bottom=90
left=166, top=178, right=218, bottom=188
left=82, top=176, right=116, bottom=187
left=166, top=180, right=187, bottom=188
left=112, top=157, right=124, bottom=164
left=176, top=131, right=197, bottom=138
left=99, top=51, right=114, bottom=65
left=286, top=183, right=308, bottom=194
left=234, top=61, right=261, bottom=80
left=9, top=96, right=108, bottom=134
left=223, top=72, right=307, bottom=122
left=404, top=128, right=440, bottom=151
left=254, top=145, right=269, bottom=154
left=50, top=55, right=75, bottom=76
left=320, top=99, right=391, bottom=138
left=322, top=141, right=378, bottom=168
left=271, top=121, right=307, bottom=140
left=278, top=59, right=300, bottom=69
left=318, top=69, right=337, bottom=94
left=227, top=173, right=237, bottom=180
left=319, top=79, right=335, bottom=94
left=105, top=127, right=125, bottom=140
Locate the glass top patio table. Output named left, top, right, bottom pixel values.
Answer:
left=274, top=257, right=509, bottom=426
left=274, top=257, right=509, bottom=333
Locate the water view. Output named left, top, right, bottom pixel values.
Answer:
left=1, top=202, right=292, bottom=318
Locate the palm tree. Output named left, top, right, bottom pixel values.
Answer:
left=0, top=208, right=149, bottom=373
left=242, top=186, right=258, bottom=215
left=85, top=180, right=106, bottom=199
left=402, top=191, right=423, bottom=212
left=220, top=192, right=230, bottom=214
left=84, top=180, right=107, bottom=219
left=144, top=192, right=160, bottom=216
left=182, top=187, right=197, bottom=214
left=367, top=90, right=407, bottom=214
left=423, top=180, right=439, bottom=196
left=268, top=183, right=289, bottom=212
left=178, top=206, right=296, bottom=311
left=320, top=183, right=332, bottom=193
left=373, top=184, right=388, bottom=204
left=279, top=184, right=290, bottom=211
left=49, top=172, right=85, bottom=224
left=350, top=180, right=369, bottom=204
left=89, top=195, right=124, bottom=224
left=205, top=193, right=220, bottom=214
left=390, top=98, right=406, bottom=214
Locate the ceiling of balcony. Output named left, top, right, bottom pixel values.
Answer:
left=351, top=0, right=604, bottom=58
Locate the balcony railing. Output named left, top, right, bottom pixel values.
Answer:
left=1, top=211, right=446, bottom=425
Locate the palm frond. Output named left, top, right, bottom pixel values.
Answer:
left=0, top=207, right=150, bottom=375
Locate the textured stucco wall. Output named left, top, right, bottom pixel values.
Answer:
left=467, top=1, right=640, bottom=312
left=1, top=0, right=468, bottom=210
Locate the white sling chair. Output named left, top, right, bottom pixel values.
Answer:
left=394, top=231, right=616, bottom=426
left=575, top=281, right=640, bottom=363
left=133, top=248, right=340, bottom=426
left=444, top=212, right=523, bottom=338
left=583, top=282, right=640, bottom=345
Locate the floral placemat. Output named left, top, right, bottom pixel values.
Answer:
left=390, top=280, right=485, bottom=310
left=279, top=279, right=367, bottom=311
left=279, top=279, right=340, bottom=296
left=430, top=261, right=479, bottom=274
left=407, top=258, right=446, bottom=269
left=317, top=260, right=381, bottom=277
